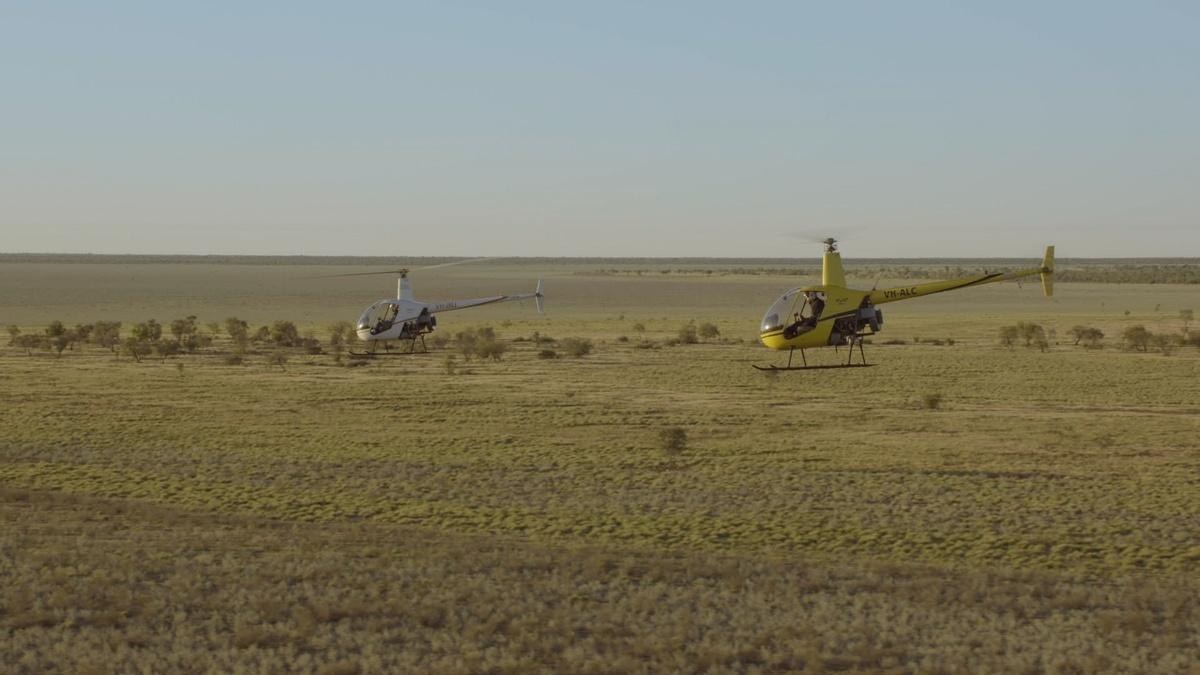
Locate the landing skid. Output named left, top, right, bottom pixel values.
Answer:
left=754, top=337, right=871, bottom=371
left=348, top=350, right=429, bottom=358
left=753, top=363, right=874, bottom=371
left=349, top=334, right=429, bottom=359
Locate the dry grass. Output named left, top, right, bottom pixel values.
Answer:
left=2, top=259, right=1199, bottom=671
left=2, top=488, right=1197, bottom=673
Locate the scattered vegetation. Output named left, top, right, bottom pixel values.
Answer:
left=3, top=258, right=1199, bottom=672
left=998, top=322, right=1049, bottom=351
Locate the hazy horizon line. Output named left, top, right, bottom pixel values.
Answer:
left=3, top=252, right=1197, bottom=265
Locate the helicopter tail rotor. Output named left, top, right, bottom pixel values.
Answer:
left=1040, top=245, right=1055, bottom=297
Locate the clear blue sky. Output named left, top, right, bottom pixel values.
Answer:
left=3, top=2, right=1197, bottom=257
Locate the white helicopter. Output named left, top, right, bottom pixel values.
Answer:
left=335, top=260, right=544, bottom=355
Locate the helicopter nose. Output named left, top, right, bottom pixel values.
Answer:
left=759, top=331, right=790, bottom=350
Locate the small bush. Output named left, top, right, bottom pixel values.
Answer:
left=698, top=323, right=720, bottom=340
left=658, top=427, right=688, bottom=455
left=677, top=322, right=699, bottom=344
left=560, top=337, right=593, bottom=358
left=223, top=354, right=245, bottom=366
left=475, top=340, right=507, bottom=361
left=922, top=393, right=943, bottom=410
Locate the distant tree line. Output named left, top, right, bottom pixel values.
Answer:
left=5, top=317, right=357, bottom=365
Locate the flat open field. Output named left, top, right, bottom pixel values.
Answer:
left=2, top=258, right=1199, bottom=673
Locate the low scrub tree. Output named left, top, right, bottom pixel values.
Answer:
left=14, top=334, right=44, bottom=355
left=132, top=319, right=162, bottom=343
left=698, top=322, right=720, bottom=340
left=998, top=325, right=1019, bottom=348
left=91, top=321, right=122, bottom=352
left=45, top=320, right=66, bottom=338
left=154, top=340, right=181, bottom=361
left=225, top=318, right=250, bottom=352
left=1122, top=325, right=1151, bottom=352
left=1150, top=333, right=1181, bottom=356
left=6, top=325, right=19, bottom=345
left=270, top=321, right=300, bottom=347
left=170, top=315, right=198, bottom=344
left=1016, top=322, right=1045, bottom=348
left=1068, top=325, right=1105, bottom=348
left=71, top=323, right=94, bottom=344
left=122, top=337, right=151, bottom=363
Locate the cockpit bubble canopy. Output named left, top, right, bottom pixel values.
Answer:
left=761, top=288, right=813, bottom=333
left=357, top=301, right=400, bottom=332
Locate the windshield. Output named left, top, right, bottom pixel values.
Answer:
left=357, top=301, right=399, bottom=332
left=761, top=289, right=809, bottom=332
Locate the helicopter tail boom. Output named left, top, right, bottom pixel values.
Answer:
left=868, top=245, right=1055, bottom=305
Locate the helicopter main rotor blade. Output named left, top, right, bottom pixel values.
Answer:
left=782, top=227, right=864, bottom=244
left=414, top=257, right=495, bottom=271
left=304, top=269, right=409, bottom=279
left=303, top=257, right=498, bottom=279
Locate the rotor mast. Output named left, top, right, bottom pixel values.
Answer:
left=397, top=269, right=414, bottom=301
left=821, top=238, right=846, bottom=287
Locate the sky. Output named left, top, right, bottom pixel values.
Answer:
left=2, top=1, right=1198, bottom=258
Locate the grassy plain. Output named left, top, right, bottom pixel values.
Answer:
left=2, top=258, right=1199, bottom=672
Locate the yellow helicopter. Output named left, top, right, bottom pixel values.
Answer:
left=756, top=238, right=1054, bottom=370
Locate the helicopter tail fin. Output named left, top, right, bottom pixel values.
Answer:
left=534, top=279, right=544, bottom=314
left=1040, top=245, right=1054, bottom=297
